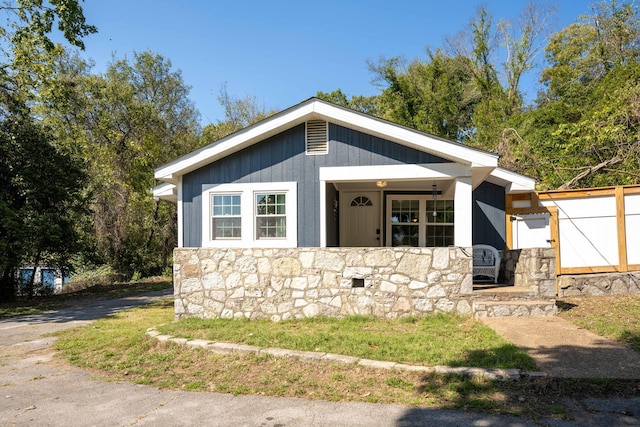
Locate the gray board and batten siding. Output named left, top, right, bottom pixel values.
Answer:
left=472, top=181, right=506, bottom=250
left=182, top=122, right=506, bottom=248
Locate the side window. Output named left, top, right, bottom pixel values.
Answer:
left=211, top=194, right=242, bottom=239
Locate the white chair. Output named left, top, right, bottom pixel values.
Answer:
left=472, top=244, right=501, bottom=284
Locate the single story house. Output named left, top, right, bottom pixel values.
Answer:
left=154, top=98, right=534, bottom=250
left=153, top=98, right=555, bottom=320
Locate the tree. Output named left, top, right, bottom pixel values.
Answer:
left=0, top=104, right=85, bottom=301
left=1, top=0, right=96, bottom=98
left=368, top=52, right=479, bottom=142
left=0, top=0, right=94, bottom=300
left=200, top=86, right=276, bottom=145
left=364, top=4, right=553, bottom=151
left=39, top=51, right=200, bottom=277
left=315, top=89, right=378, bottom=116
left=518, top=0, right=640, bottom=189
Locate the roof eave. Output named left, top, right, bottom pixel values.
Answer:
left=487, top=168, right=536, bottom=193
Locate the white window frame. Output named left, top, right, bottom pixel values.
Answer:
left=386, top=194, right=454, bottom=247
left=202, top=182, right=297, bottom=248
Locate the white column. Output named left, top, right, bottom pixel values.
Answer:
left=177, top=176, right=183, bottom=248
left=319, top=180, right=326, bottom=247
left=454, top=176, right=472, bottom=247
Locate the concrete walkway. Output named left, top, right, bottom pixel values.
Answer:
left=480, top=316, right=640, bottom=379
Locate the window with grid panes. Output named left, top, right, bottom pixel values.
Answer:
left=390, top=199, right=420, bottom=247
left=211, top=194, right=241, bottom=239
left=255, top=193, right=286, bottom=239
left=426, top=200, right=454, bottom=247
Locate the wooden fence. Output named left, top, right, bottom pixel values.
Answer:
left=506, top=185, right=640, bottom=276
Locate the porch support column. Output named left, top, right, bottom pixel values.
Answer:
left=454, top=176, right=472, bottom=247
left=177, top=176, right=183, bottom=248
left=319, top=180, right=326, bottom=247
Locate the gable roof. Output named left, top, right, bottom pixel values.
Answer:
left=155, top=97, right=501, bottom=184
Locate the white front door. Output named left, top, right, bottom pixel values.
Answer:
left=340, top=191, right=381, bottom=247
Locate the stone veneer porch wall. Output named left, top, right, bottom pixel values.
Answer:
left=557, top=272, right=640, bottom=296
left=501, top=248, right=556, bottom=297
left=173, top=247, right=474, bottom=321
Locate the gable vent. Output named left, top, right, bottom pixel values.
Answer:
left=306, top=120, right=328, bottom=155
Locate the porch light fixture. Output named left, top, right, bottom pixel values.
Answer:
left=432, top=184, right=438, bottom=217
left=376, top=181, right=387, bottom=188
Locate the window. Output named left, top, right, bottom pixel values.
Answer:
left=211, top=194, right=241, bottom=239
left=255, top=193, right=287, bottom=239
left=350, top=196, right=372, bottom=207
left=390, top=199, right=420, bottom=246
left=202, top=182, right=297, bottom=248
left=386, top=195, right=454, bottom=247
left=426, top=200, right=454, bottom=247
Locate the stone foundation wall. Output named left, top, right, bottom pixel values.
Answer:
left=557, top=272, right=640, bottom=296
left=501, top=248, right=556, bottom=297
left=174, top=247, right=474, bottom=321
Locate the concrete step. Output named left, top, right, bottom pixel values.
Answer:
left=473, top=299, right=558, bottom=319
left=473, top=286, right=537, bottom=301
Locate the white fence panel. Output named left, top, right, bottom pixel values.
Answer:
left=558, top=217, right=619, bottom=268
left=512, top=214, right=551, bottom=249
left=549, top=196, right=616, bottom=219
left=543, top=196, right=619, bottom=269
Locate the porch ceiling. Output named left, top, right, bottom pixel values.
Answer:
left=334, top=180, right=455, bottom=196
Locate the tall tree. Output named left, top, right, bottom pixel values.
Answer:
left=519, top=0, right=640, bottom=189
left=0, top=0, right=94, bottom=300
left=1, top=0, right=96, bottom=99
left=40, top=51, right=200, bottom=276
left=368, top=52, right=479, bottom=142
left=0, top=103, right=85, bottom=300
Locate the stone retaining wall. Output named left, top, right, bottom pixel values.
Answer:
left=173, top=247, right=474, bottom=321
left=557, top=272, right=640, bottom=296
left=501, top=248, right=556, bottom=297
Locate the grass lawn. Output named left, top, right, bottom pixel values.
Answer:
left=50, top=293, right=640, bottom=421
left=557, top=294, right=640, bottom=351
left=156, top=314, right=535, bottom=370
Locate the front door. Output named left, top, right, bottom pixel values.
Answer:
left=340, top=191, right=381, bottom=247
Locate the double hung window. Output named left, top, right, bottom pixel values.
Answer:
left=203, top=182, right=296, bottom=248
left=211, top=194, right=242, bottom=239
left=255, top=193, right=287, bottom=239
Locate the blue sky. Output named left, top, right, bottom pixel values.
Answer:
left=70, top=0, right=592, bottom=125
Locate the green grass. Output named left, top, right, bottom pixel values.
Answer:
left=558, top=295, right=640, bottom=351
left=156, top=313, right=535, bottom=370
left=52, top=299, right=640, bottom=420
